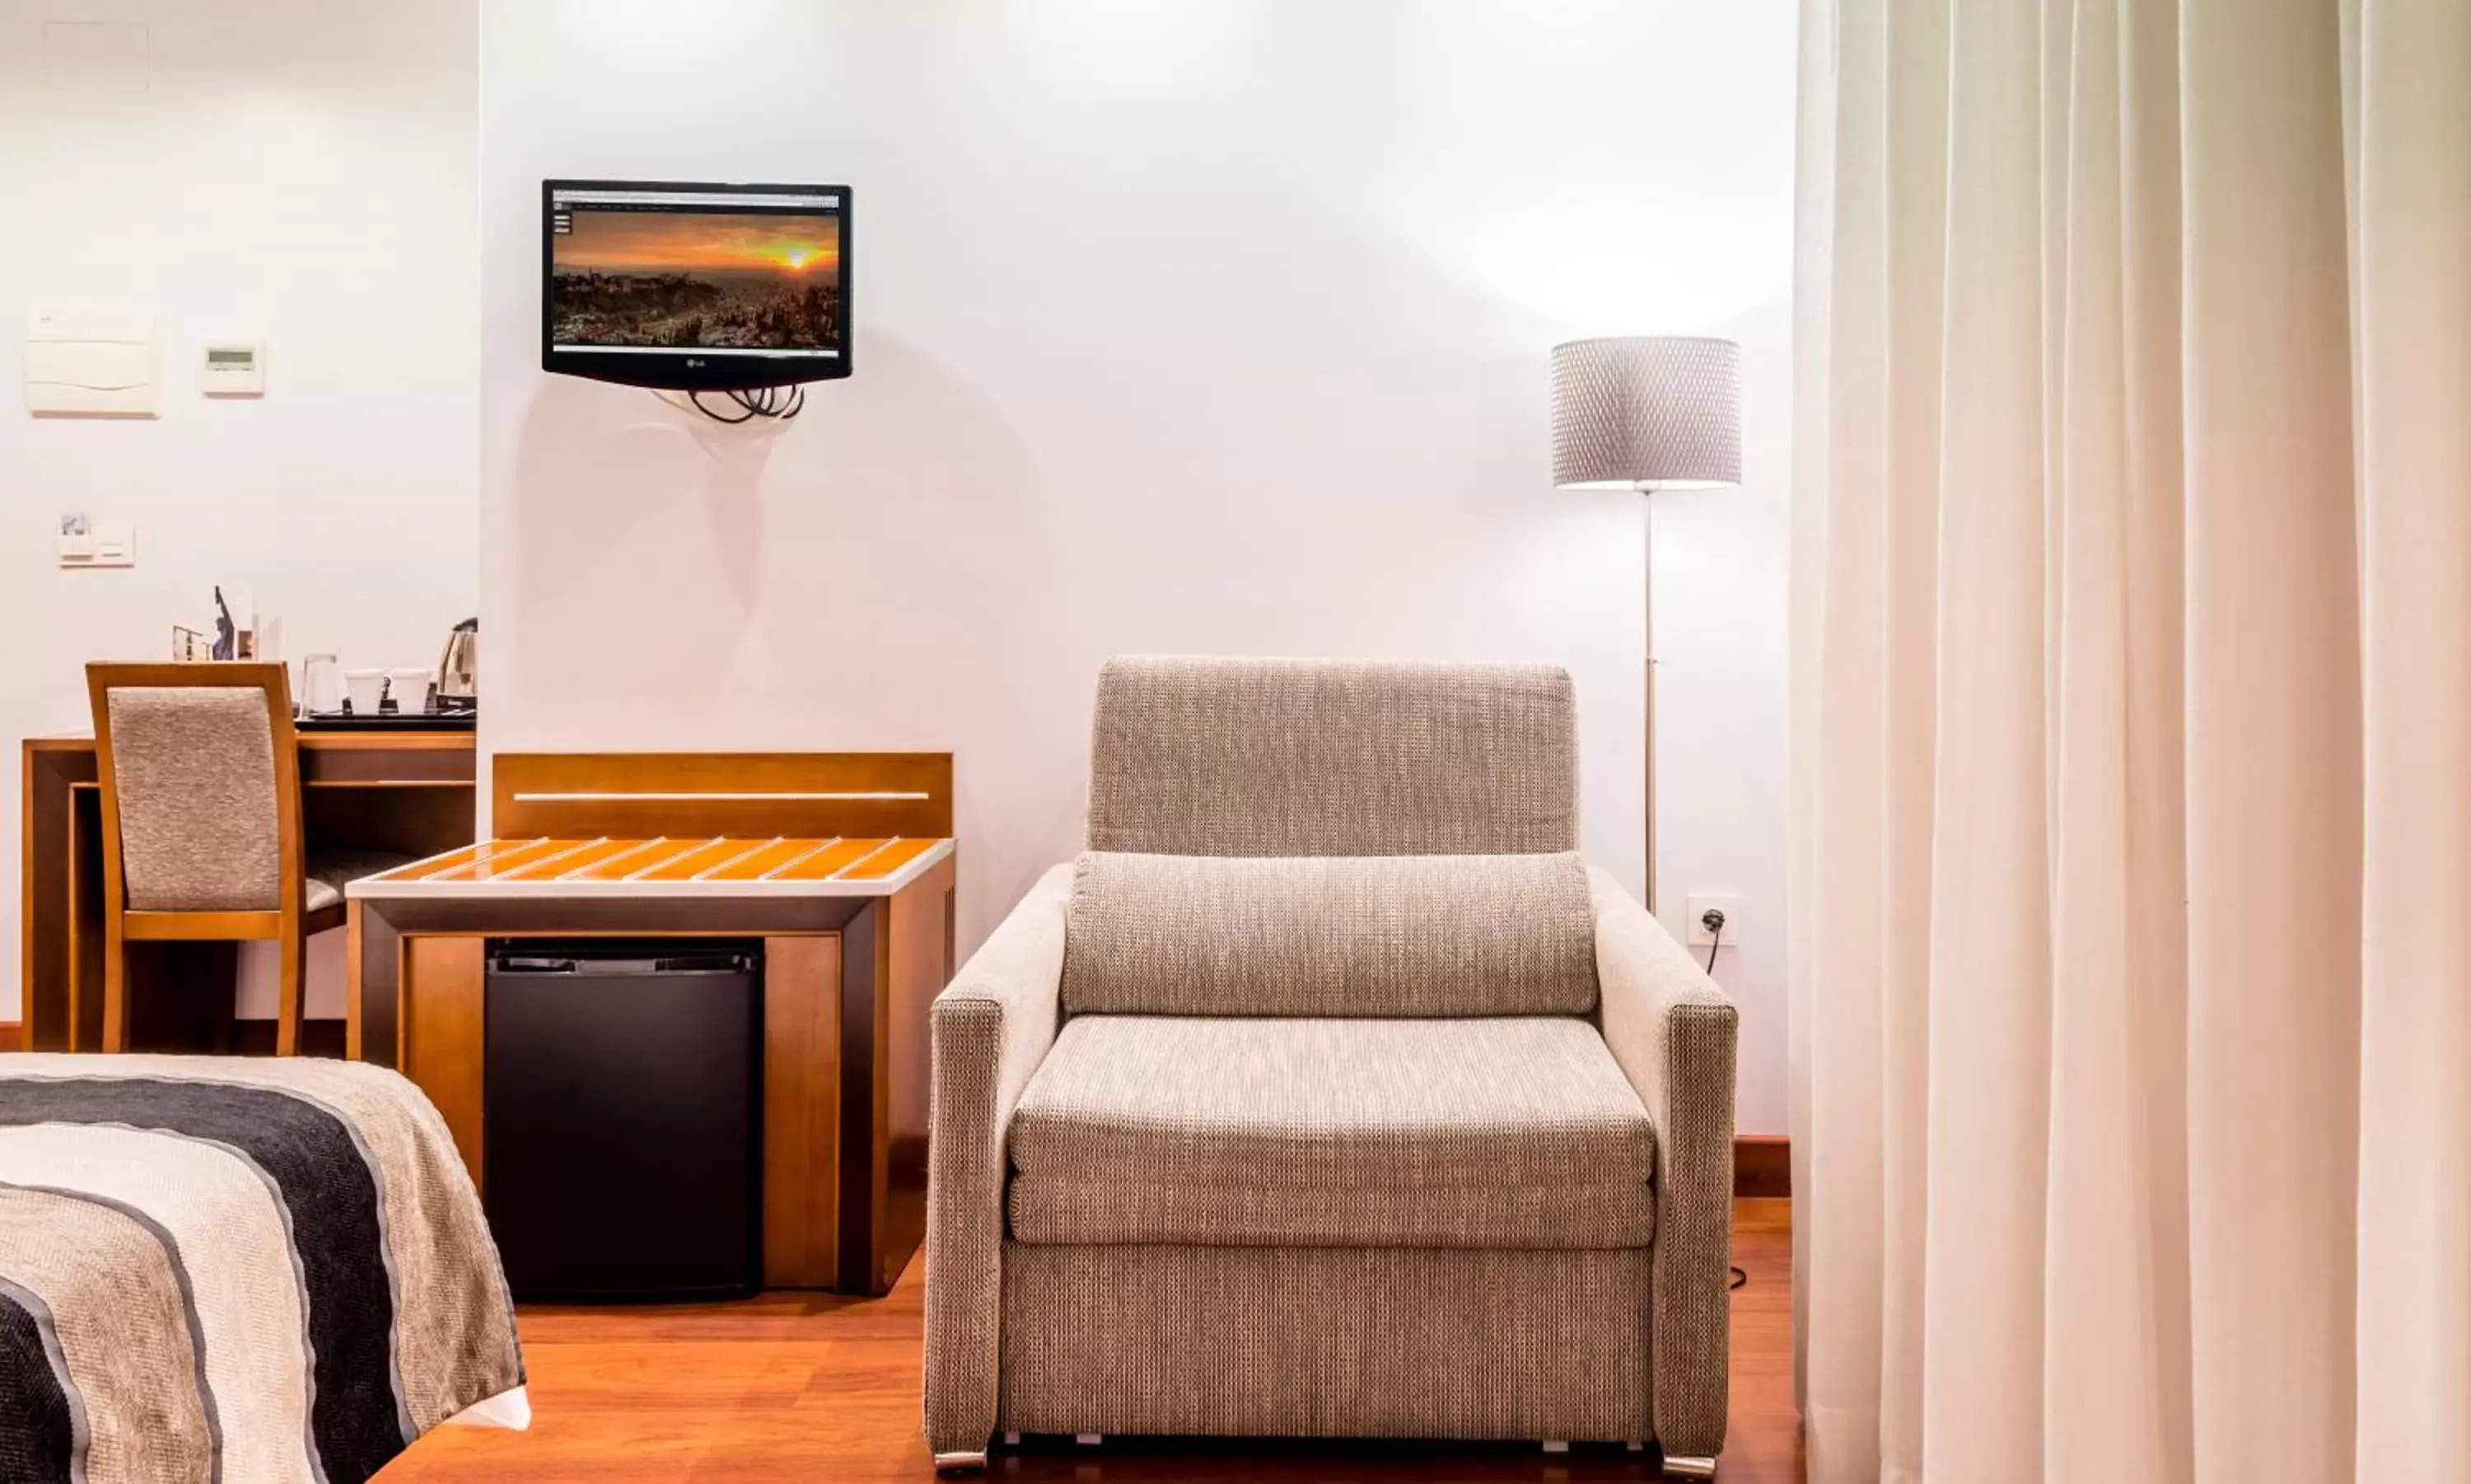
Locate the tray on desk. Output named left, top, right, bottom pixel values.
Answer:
left=297, top=707, right=476, bottom=733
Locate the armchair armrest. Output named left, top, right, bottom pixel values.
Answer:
left=1590, top=866, right=1737, bottom=1460
left=923, top=861, right=1073, bottom=1458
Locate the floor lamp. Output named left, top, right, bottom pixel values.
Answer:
left=1550, top=336, right=1742, bottom=917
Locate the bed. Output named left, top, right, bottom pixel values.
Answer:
left=0, top=1054, right=525, bottom=1484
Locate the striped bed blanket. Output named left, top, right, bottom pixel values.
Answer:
left=0, top=1055, right=525, bottom=1484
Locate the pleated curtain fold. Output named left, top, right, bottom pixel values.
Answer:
left=1788, top=1, right=2471, bottom=1481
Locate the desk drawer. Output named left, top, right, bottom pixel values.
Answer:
left=301, top=738, right=476, bottom=786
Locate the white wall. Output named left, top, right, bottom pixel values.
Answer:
left=480, top=1, right=1796, bottom=1130
left=0, top=0, right=479, bottom=1021
left=0, top=1, right=1795, bottom=1132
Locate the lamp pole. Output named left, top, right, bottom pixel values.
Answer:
left=1642, top=489, right=1658, bottom=917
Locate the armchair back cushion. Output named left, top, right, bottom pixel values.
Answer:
left=1086, top=656, right=1578, bottom=856
left=1062, top=850, right=1596, bottom=1016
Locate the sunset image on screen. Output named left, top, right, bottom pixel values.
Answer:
left=552, top=210, right=842, bottom=352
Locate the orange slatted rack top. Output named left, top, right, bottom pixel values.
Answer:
left=346, top=836, right=955, bottom=899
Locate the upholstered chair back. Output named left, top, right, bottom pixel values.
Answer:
left=1067, top=656, right=1597, bottom=1018
left=99, top=683, right=285, bottom=912
left=1085, top=656, right=1580, bottom=856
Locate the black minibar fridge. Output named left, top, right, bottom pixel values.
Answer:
left=483, top=940, right=762, bottom=1301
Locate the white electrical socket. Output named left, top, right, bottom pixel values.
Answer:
left=1685, top=891, right=1740, bottom=948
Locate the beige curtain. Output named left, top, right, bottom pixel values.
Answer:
left=1788, top=0, right=2470, bottom=1480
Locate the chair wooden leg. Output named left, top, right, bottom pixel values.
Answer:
left=101, top=917, right=129, bottom=1053
left=277, top=929, right=307, bottom=1057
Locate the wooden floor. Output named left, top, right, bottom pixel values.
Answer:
left=383, top=1198, right=1802, bottom=1483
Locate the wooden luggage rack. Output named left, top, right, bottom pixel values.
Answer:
left=348, top=752, right=956, bottom=1295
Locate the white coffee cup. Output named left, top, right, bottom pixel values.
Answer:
left=387, top=668, right=434, bottom=716
left=344, top=669, right=386, bottom=716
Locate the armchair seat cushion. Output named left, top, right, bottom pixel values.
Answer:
left=1007, top=1016, right=1656, bottom=1248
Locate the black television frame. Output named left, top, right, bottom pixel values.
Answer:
left=540, top=179, right=853, bottom=392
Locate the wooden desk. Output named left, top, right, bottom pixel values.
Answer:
left=348, top=753, right=956, bottom=1295
left=20, top=731, right=477, bottom=1052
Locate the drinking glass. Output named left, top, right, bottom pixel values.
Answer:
left=301, top=654, right=343, bottom=714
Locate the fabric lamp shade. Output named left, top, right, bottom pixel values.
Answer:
left=1551, top=336, right=1742, bottom=490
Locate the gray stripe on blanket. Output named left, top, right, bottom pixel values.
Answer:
left=0, top=1274, right=88, bottom=1484
left=7, top=1183, right=225, bottom=1482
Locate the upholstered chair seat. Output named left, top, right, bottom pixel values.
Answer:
left=1007, top=1015, right=1657, bottom=1249
left=306, top=849, right=423, bottom=913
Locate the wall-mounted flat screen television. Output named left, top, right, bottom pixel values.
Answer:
left=542, top=180, right=851, bottom=390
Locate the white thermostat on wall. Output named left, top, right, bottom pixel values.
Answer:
left=202, top=341, right=265, bottom=396
left=24, top=304, right=159, bottom=417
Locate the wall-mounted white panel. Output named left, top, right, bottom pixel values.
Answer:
left=25, top=303, right=159, bottom=415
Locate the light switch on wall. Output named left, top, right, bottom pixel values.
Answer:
left=59, top=514, right=133, bottom=567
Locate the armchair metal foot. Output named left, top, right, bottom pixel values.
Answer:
left=932, top=1450, right=988, bottom=1472
left=1627, top=1440, right=1647, bottom=1452
left=1663, top=1454, right=1719, bottom=1480
left=1074, top=1433, right=1104, bottom=1446
left=1542, top=1440, right=1571, bottom=1454
left=1002, top=1431, right=1021, bottom=1445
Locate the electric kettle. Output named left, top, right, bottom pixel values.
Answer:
left=437, top=618, right=479, bottom=709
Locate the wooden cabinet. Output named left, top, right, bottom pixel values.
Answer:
left=349, top=752, right=955, bottom=1296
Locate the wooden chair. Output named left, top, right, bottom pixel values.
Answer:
left=86, top=661, right=335, bottom=1055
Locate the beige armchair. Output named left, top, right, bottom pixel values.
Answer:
left=923, top=657, right=1737, bottom=1477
